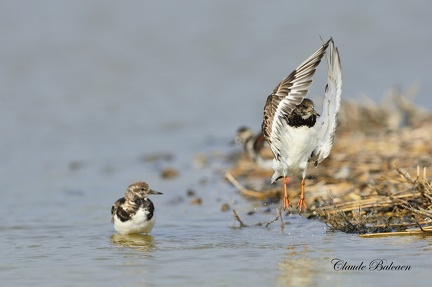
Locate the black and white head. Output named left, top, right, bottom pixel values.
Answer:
left=125, top=181, right=162, bottom=202
left=291, top=99, right=319, bottom=120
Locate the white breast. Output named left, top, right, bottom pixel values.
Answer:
left=272, top=125, right=318, bottom=179
left=113, top=207, right=156, bottom=235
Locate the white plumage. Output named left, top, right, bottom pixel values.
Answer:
left=111, top=181, right=162, bottom=235
left=262, top=38, right=342, bottom=212
left=271, top=125, right=319, bottom=183
left=113, top=205, right=156, bottom=235
left=313, top=40, right=343, bottom=164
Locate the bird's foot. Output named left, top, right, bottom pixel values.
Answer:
left=283, top=196, right=292, bottom=211
left=296, top=197, right=307, bottom=213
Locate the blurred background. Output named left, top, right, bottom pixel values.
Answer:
left=1, top=1, right=431, bottom=193
left=1, top=1, right=431, bottom=286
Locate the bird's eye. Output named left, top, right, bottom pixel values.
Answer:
left=140, top=188, right=145, bottom=191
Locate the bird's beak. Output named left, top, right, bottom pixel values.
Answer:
left=149, top=189, right=163, bottom=195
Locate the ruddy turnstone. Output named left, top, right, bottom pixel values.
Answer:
left=235, top=126, right=274, bottom=170
left=111, top=181, right=162, bottom=235
left=262, top=38, right=342, bottom=212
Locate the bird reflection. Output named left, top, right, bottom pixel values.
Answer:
left=110, top=233, right=155, bottom=253
left=277, top=245, right=317, bottom=287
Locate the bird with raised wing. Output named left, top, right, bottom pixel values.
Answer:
left=261, top=38, right=342, bottom=212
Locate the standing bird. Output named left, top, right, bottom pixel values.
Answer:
left=235, top=126, right=274, bottom=170
left=261, top=38, right=342, bottom=212
left=111, top=181, right=163, bottom=235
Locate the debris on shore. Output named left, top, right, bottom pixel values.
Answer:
left=226, top=87, right=432, bottom=235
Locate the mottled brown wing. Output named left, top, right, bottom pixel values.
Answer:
left=262, top=39, right=331, bottom=159
left=252, top=132, right=266, bottom=153
left=111, top=197, right=125, bottom=223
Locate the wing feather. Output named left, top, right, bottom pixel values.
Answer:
left=111, top=197, right=126, bottom=223
left=262, top=39, right=331, bottom=159
left=312, top=38, right=342, bottom=164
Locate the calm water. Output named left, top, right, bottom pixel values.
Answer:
left=1, top=1, right=432, bottom=286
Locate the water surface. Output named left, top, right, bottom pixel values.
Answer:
left=1, top=1, right=431, bottom=286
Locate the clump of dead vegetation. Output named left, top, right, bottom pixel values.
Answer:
left=226, top=86, right=432, bottom=236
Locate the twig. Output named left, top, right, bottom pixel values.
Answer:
left=265, top=215, right=279, bottom=228
left=402, top=204, right=432, bottom=218
left=233, top=208, right=288, bottom=229
left=278, top=207, right=285, bottom=231
left=233, top=209, right=248, bottom=227
left=225, top=171, right=280, bottom=199
left=396, top=167, right=414, bottom=184
left=360, top=229, right=432, bottom=238
left=413, top=220, right=432, bottom=234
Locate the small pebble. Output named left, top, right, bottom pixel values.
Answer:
left=186, top=189, right=196, bottom=197
left=220, top=203, right=230, bottom=212
left=190, top=198, right=202, bottom=205
left=160, top=167, right=179, bottom=179
left=247, top=210, right=256, bottom=216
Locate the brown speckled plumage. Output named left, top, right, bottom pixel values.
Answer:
left=111, top=181, right=162, bottom=234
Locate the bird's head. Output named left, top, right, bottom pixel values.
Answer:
left=234, top=126, right=256, bottom=145
left=294, top=98, right=320, bottom=119
left=125, top=181, right=163, bottom=201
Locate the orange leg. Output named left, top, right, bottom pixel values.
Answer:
left=297, top=178, right=307, bottom=213
left=283, top=176, right=292, bottom=210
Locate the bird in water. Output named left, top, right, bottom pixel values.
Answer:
left=111, top=181, right=162, bottom=234
left=261, top=38, right=342, bottom=212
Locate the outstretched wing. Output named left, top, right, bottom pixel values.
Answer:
left=312, top=38, right=342, bottom=165
left=262, top=39, right=331, bottom=159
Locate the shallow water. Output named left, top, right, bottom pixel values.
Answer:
left=1, top=1, right=432, bottom=286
